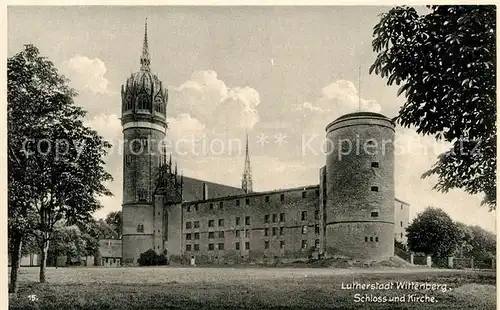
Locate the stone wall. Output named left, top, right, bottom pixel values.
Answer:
left=180, top=186, right=321, bottom=263
left=324, top=112, right=395, bottom=259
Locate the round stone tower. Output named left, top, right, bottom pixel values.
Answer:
left=324, top=112, right=395, bottom=259
left=121, top=20, right=168, bottom=264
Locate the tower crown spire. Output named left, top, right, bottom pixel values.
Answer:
left=241, top=134, right=253, bottom=193
left=140, top=18, right=150, bottom=70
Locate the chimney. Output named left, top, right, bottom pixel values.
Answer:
left=203, top=183, right=208, bottom=200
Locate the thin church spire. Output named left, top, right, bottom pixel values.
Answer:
left=140, top=18, right=150, bottom=70
left=241, top=133, right=253, bottom=193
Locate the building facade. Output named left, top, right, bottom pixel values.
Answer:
left=394, top=198, right=410, bottom=244
left=121, top=22, right=410, bottom=265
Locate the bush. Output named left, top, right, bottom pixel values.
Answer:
left=137, top=249, right=169, bottom=266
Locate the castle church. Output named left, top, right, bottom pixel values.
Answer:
left=120, top=22, right=410, bottom=265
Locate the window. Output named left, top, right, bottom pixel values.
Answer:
left=272, top=214, right=278, bottom=223
left=245, top=229, right=250, bottom=238
left=208, top=220, right=214, bottom=227
left=245, top=242, right=250, bottom=250
left=219, top=201, right=224, bottom=209
left=375, top=237, right=379, bottom=242
left=219, top=231, right=225, bottom=238
left=315, top=189, right=319, bottom=196
left=265, top=241, right=269, bottom=249
left=371, top=211, right=379, bottom=218
left=370, top=237, right=373, bottom=242
left=265, top=196, right=270, bottom=202
left=245, top=216, right=250, bottom=225
left=371, top=162, right=379, bottom=168
left=401, top=204, right=403, bottom=210
left=400, top=221, right=403, bottom=227
left=272, top=227, right=277, bottom=236
left=194, top=232, right=200, bottom=240
left=264, top=228, right=269, bottom=236
left=365, top=237, right=368, bottom=242
left=315, top=210, right=319, bottom=220
left=195, top=205, right=199, bottom=212
left=302, top=226, right=308, bottom=234
left=245, top=198, right=250, bottom=205
left=158, top=212, right=160, bottom=215
left=137, top=224, right=144, bottom=233
left=264, top=214, right=270, bottom=223
left=301, top=211, right=307, bottom=221
left=208, top=243, right=215, bottom=251
left=236, top=242, right=240, bottom=250
left=315, top=239, right=320, bottom=249
left=235, top=230, right=240, bottom=238
left=236, top=199, right=240, bottom=206
left=315, top=225, right=320, bottom=234
left=186, top=233, right=192, bottom=240
left=279, top=227, right=284, bottom=235
left=125, top=155, right=133, bottom=165
left=301, top=240, right=307, bottom=249
left=209, top=203, right=214, bottom=210
left=186, top=222, right=192, bottom=229
left=209, top=232, right=215, bottom=239
left=218, top=243, right=224, bottom=250
left=302, top=191, right=307, bottom=198
left=371, top=186, right=379, bottom=192
left=236, top=217, right=240, bottom=226
left=218, top=219, right=224, bottom=227
left=186, top=244, right=192, bottom=251
left=280, top=213, right=285, bottom=222
left=194, top=221, right=200, bottom=229
left=280, top=194, right=285, bottom=201
left=280, top=241, right=285, bottom=249
left=194, top=244, right=199, bottom=251
left=187, top=206, right=191, bottom=212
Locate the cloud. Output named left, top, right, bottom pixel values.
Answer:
left=64, top=55, right=112, bottom=94
left=169, top=70, right=260, bottom=135
left=84, top=113, right=122, bottom=142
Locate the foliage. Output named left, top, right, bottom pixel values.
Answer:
left=454, top=222, right=474, bottom=258
left=137, top=249, right=168, bottom=266
left=406, top=207, right=461, bottom=258
left=105, top=211, right=122, bottom=239
left=370, top=5, right=496, bottom=209
left=8, top=44, right=113, bottom=282
left=467, top=225, right=496, bottom=260
left=394, top=239, right=408, bottom=252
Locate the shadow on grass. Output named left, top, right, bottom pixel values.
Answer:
left=9, top=270, right=496, bottom=310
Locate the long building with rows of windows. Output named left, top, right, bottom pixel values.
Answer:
left=119, top=22, right=410, bottom=265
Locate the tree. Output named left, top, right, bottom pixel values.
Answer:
left=370, top=6, right=496, bottom=210
left=105, top=211, right=122, bottom=239
left=8, top=44, right=112, bottom=284
left=454, top=222, right=474, bottom=258
left=76, top=218, right=117, bottom=266
left=467, top=225, right=496, bottom=261
left=406, top=207, right=461, bottom=258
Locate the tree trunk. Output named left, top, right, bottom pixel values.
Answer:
left=39, top=237, right=50, bottom=283
left=9, top=234, right=23, bottom=294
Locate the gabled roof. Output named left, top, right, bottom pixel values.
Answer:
left=182, top=176, right=246, bottom=202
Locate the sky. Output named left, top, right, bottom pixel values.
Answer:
left=7, top=6, right=496, bottom=233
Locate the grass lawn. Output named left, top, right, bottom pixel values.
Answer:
left=8, top=266, right=496, bottom=309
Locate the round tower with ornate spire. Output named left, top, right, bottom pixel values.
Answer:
left=121, top=19, right=169, bottom=264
